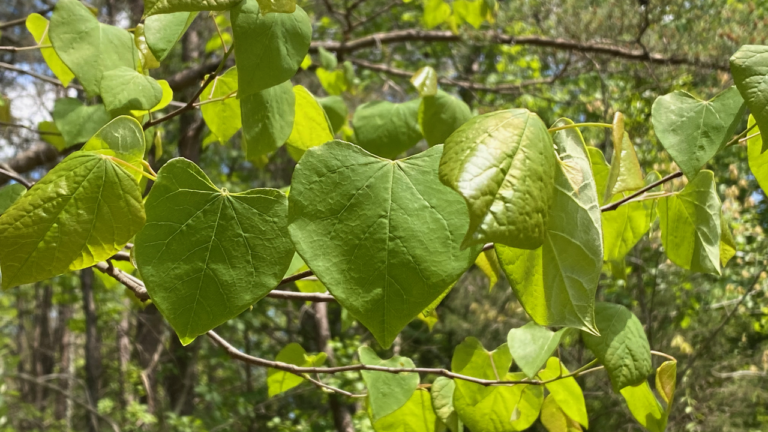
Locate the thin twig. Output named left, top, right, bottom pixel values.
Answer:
left=0, top=167, right=33, bottom=189
left=0, top=61, right=82, bottom=89
left=0, top=120, right=62, bottom=136
left=0, top=44, right=51, bottom=52
left=0, top=7, right=53, bottom=30
left=600, top=171, right=683, bottom=212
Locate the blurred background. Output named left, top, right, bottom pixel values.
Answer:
left=1, top=0, right=768, bottom=431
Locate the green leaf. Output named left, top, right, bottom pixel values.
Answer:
left=257, top=0, right=297, bottom=14
left=53, top=98, right=111, bottom=146
left=731, top=45, right=768, bottom=152
left=419, top=90, right=472, bottom=147
left=451, top=338, right=512, bottom=406
left=100, top=67, right=163, bottom=114
left=0, top=117, right=146, bottom=289
left=453, top=0, right=486, bottom=28
left=50, top=0, right=139, bottom=96
left=603, top=131, right=645, bottom=202
left=288, top=142, right=481, bottom=348
left=411, top=66, right=438, bottom=97
left=25, top=13, right=75, bottom=87
left=655, top=360, right=677, bottom=407
left=454, top=371, right=543, bottom=432
left=133, top=159, right=294, bottom=344
left=423, top=0, right=452, bottom=29
left=285, top=85, right=334, bottom=161
left=620, top=381, right=666, bottom=432
left=144, top=0, right=241, bottom=16
left=232, top=0, right=312, bottom=98
left=359, top=346, right=420, bottom=422
left=658, top=170, right=722, bottom=275
left=540, top=395, right=583, bottom=432
left=267, top=343, right=327, bottom=397
left=537, top=357, right=588, bottom=428
left=130, top=79, right=174, bottom=117
left=602, top=170, right=658, bottom=262
left=495, top=119, right=601, bottom=333
left=439, top=109, right=556, bottom=249
left=134, top=24, right=160, bottom=70
left=241, top=80, right=295, bottom=162
left=318, top=96, right=348, bottom=133
left=352, top=100, right=423, bottom=159
left=651, top=87, right=746, bottom=179
left=373, top=389, right=439, bottom=432
left=38, top=121, right=67, bottom=151
left=201, top=66, right=241, bottom=144
left=720, top=217, right=737, bottom=268
left=747, top=114, right=768, bottom=192
left=431, top=377, right=461, bottom=432
left=144, top=12, right=197, bottom=61
left=0, top=184, right=27, bottom=214
left=582, top=302, right=652, bottom=392
left=316, top=67, right=349, bottom=95
left=587, top=147, right=611, bottom=205
left=318, top=46, right=338, bottom=70
left=474, top=249, right=501, bottom=290
left=507, top=323, right=564, bottom=379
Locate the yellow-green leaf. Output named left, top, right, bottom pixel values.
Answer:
left=25, top=13, right=75, bottom=87
left=285, top=85, right=334, bottom=160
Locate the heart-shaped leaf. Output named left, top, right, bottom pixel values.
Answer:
left=658, top=170, right=721, bottom=275
left=620, top=382, right=666, bottom=432
left=241, top=80, right=295, bottom=162
left=359, top=346, right=419, bottom=422
left=144, top=12, right=197, bottom=61
left=507, top=323, right=565, bottom=379
left=537, top=357, right=588, bottom=428
left=431, top=377, right=460, bottom=432
left=100, top=67, right=164, bottom=114
left=144, top=0, right=241, bottom=16
left=419, top=90, right=472, bottom=147
left=373, top=389, right=438, bottom=432
left=232, top=0, right=312, bottom=98
left=651, top=87, right=746, bottom=179
left=0, top=117, right=146, bottom=289
left=582, top=302, right=652, bottom=392
left=267, top=343, right=327, bottom=397
left=352, top=99, right=423, bottom=159
left=451, top=338, right=512, bottom=406
left=134, top=158, right=294, bottom=344
left=288, top=141, right=480, bottom=348
left=731, top=45, right=768, bottom=152
left=604, top=130, right=645, bottom=202
left=50, top=0, right=139, bottom=96
left=496, top=119, right=601, bottom=334
left=540, top=395, right=583, bottom=432
left=25, top=13, right=75, bottom=87
left=285, top=85, right=334, bottom=161
left=411, top=66, right=438, bottom=97
left=439, top=109, right=556, bottom=249
left=201, top=66, right=241, bottom=144
left=52, top=98, right=111, bottom=146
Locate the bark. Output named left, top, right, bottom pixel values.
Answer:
left=134, top=304, right=164, bottom=413
left=81, top=268, right=102, bottom=432
left=117, top=301, right=133, bottom=409
left=54, top=304, right=72, bottom=421
left=314, top=303, right=355, bottom=432
left=32, top=285, right=54, bottom=407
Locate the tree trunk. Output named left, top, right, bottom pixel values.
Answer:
left=81, top=268, right=102, bottom=432
left=33, top=285, right=54, bottom=408
left=134, top=304, right=164, bottom=414
left=314, top=303, right=355, bottom=432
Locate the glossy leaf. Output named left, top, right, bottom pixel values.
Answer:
left=620, top=381, right=666, bottom=432
left=352, top=99, right=423, bottom=159
left=652, top=87, right=746, bottom=179
left=537, top=357, right=588, bottom=428
left=658, top=170, right=721, bottom=275
left=540, top=395, right=582, bottom=432
left=747, top=115, right=768, bottom=192
left=0, top=117, right=146, bottom=289
left=232, top=0, right=312, bottom=98
left=288, top=142, right=480, bottom=348
left=496, top=120, right=601, bottom=334
left=267, top=343, right=327, bottom=397
left=439, top=109, right=556, bottom=249
left=731, top=45, right=768, bottom=151
left=373, top=388, right=438, bottom=432
left=201, top=66, right=241, bottom=144
left=144, top=12, right=197, bottom=61
left=603, top=131, right=645, bottom=202
left=285, top=85, right=334, bottom=161
left=0, top=184, right=26, bottom=214
left=582, top=302, right=652, bottom=391
left=359, top=347, right=420, bottom=421
left=25, top=13, right=75, bottom=87
left=53, top=98, right=111, bottom=146
left=431, top=377, right=460, bottom=432
left=100, top=67, right=163, bottom=114
left=144, top=0, right=241, bottom=16
left=318, top=95, right=348, bottom=133
left=49, top=0, right=138, bottom=96
left=241, top=80, right=295, bottom=162
left=134, top=159, right=294, bottom=344
left=507, top=323, right=565, bottom=378
left=419, top=90, right=472, bottom=147
left=411, top=66, right=438, bottom=97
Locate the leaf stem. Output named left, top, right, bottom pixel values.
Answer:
left=141, top=160, right=158, bottom=177
left=739, top=131, right=761, bottom=144
left=195, top=90, right=238, bottom=107
left=107, top=156, right=157, bottom=182
left=547, top=122, right=613, bottom=133
left=726, top=123, right=757, bottom=147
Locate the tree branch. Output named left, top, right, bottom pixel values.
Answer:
left=0, top=61, right=83, bottom=90
left=0, top=167, right=33, bottom=188
left=600, top=171, right=683, bottom=212
left=0, top=7, right=53, bottom=30
left=0, top=120, right=62, bottom=136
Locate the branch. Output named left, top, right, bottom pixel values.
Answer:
left=0, top=61, right=83, bottom=90
left=0, top=7, right=53, bottom=30
left=600, top=171, right=683, bottom=212
left=0, top=167, right=33, bottom=189
left=0, top=120, right=62, bottom=136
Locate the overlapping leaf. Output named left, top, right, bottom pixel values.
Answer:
left=285, top=86, right=334, bottom=160
left=431, top=377, right=460, bottom=432
left=267, top=343, right=327, bottom=397
left=0, top=184, right=26, bottom=214
left=411, top=66, right=438, bottom=97
left=747, top=115, right=768, bottom=191
left=359, top=347, right=419, bottom=421
left=540, top=395, right=582, bottom=432
left=318, top=96, right=348, bottom=133
left=134, top=159, right=294, bottom=344
left=144, top=0, right=241, bottom=16
left=241, top=80, right=295, bottom=162
left=52, top=98, right=111, bottom=146
left=25, top=13, right=75, bottom=87
left=373, top=389, right=438, bottom=432
left=603, top=127, right=645, bottom=201
left=507, top=323, right=565, bottom=378
left=419, top=90, right=472, bottom=147
left=144, top=12, right=197, bottom=61
left=201, top=66, right=241, bottom=144
left=439, top=109, right=556, bottom=249
left=0, top=117, right=146, bottom=289
left=288, top=142, right=480, bottom=348
left=352, top=99, right=423, bottom=159
left=100, top=67, right=163, bottom=114
left=731, top=45, right=768, bottom=152
left=537, top=357, right=588, bottom=428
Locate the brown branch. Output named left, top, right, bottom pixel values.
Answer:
left=0, top=61, right=83, bottom=90
left=0, top=120, right=62, bottom=136
left=0, top=7, right=53, bottom=30
left=600, top=171, right=683, bottom=212
left=0, top=167, right=33, bottom=189
left=349, top=0, right=402, bottom=31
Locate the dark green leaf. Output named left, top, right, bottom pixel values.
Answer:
left=53, top=98, right=111, bottom=146
left=0, top=184, right=26, bottom=214
left=144, top=12, right=197, bottom=61
left=419, top=90, right=472, bottom=147
left=241, top=80, right=295, bottom=162
left=352, top=99, right=423, bottom=159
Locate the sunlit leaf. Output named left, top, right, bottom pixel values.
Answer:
left=540, top=395, right=582, bottom=432
left=731, top=45, right=768, bottom=152
left=507, top=323, right=564, bottom=379
left=359, top=346, right=420, bottom=422
left=620, top=381, right=666, bottom=432
left=25, top=13, right=75, bottom=87
left=431, top=377, right=460, bottom=432
left=373, top=389, right=439, bottom=432
left=285, top=85, right=334, bottom=161
left=411, top=66, right=438, bottom=96
left=537, top=357, right=588, bottom=428
left=257, top=0, right=297, bottom=14
left=267, top=343, right=326, bottom=397
left=201, top=66, right=241, bottom=144
left=474, top=249, right=501, bottom=290
left=100, top=67, right=163, bottom=114
left=144, top=0, right=242, bottom=16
